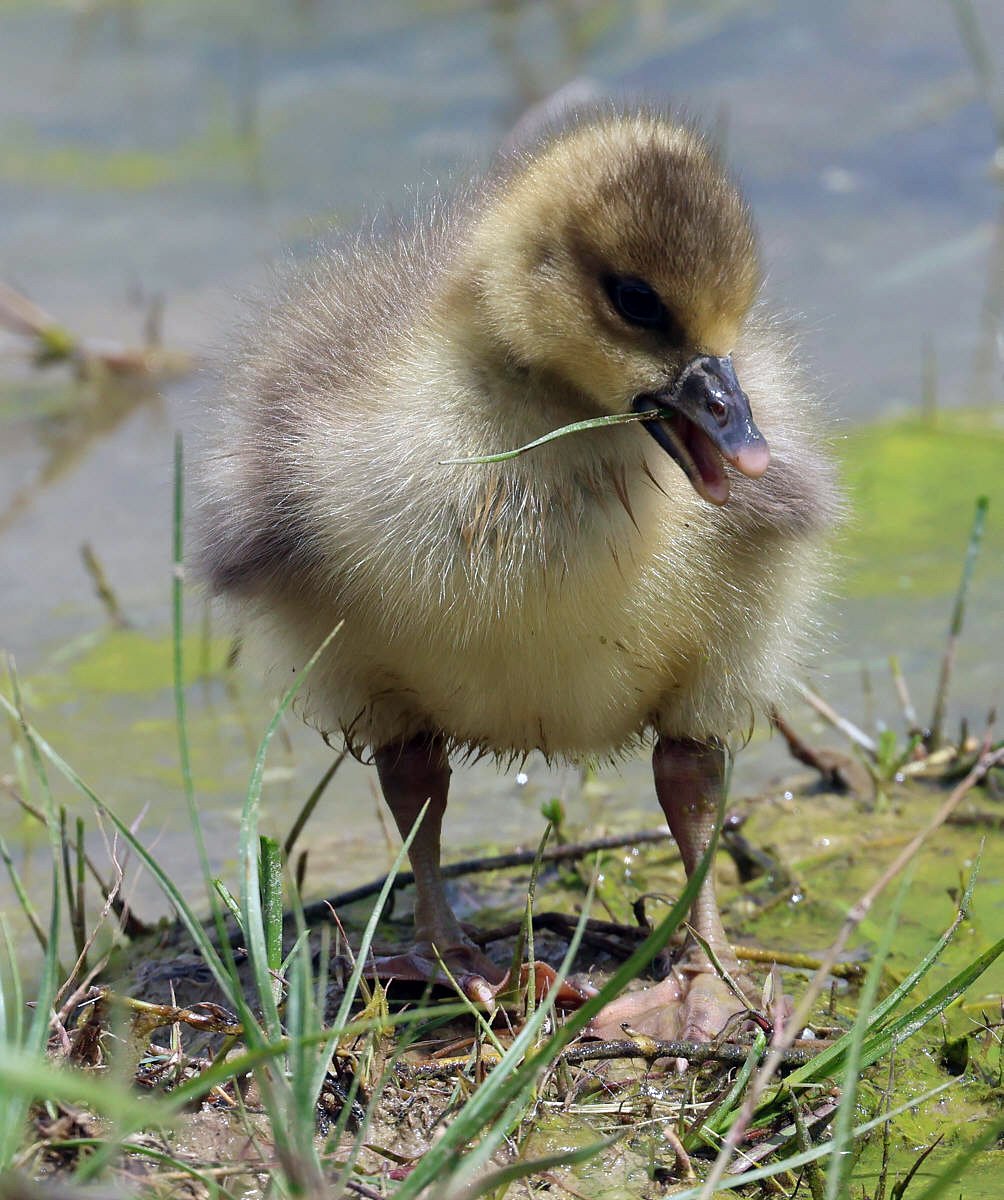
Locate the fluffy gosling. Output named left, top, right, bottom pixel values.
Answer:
left=202, top=107, right=839, bottom=1043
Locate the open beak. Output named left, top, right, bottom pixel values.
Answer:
left=632, top=354, right=770, bottom=505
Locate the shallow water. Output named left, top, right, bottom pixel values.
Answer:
left=2, top=0, right=1002, bottom=917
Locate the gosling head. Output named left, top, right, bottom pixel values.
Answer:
left=463, top=111, right=771, bottom=505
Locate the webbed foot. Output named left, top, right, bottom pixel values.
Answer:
left=585, top=962, right=749, bottom=1046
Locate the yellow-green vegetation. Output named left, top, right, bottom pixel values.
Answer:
left=837, top=409, right=1004, bottom=597
left=0, top=115, right=256, bottom=194
left=27, top=629, right=230, bottom=701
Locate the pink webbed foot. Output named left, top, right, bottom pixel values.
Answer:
left=585, top=963, right=749, bottom=1046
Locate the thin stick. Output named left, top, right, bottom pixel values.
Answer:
left=299, top=827, right=670, bottom=920
left=403, top=1039, right=814, bottom=1078
left=928, top=496, right=989, bottom=750
left=697, top=740, right=1004, bottom=1198
left=0, top=279, right=194, bottom=379
left=80, top=542, right=131, bottom=629
left=771, top=707, right=854, bottom=790
left=888, top=655, right=919, bottom=734
left=797, top=684, right=878, bottom=757
left=787, top=1087, right=825, bottom=1200
left=4, top=783, right=146, bottom=936
left=946, top=808, right=1004, bottom=830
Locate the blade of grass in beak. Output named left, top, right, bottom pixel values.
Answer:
left=439, top=408, right=669, bottom=465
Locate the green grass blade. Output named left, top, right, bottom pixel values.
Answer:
left=0, top=1045, right=174, bottom=1128
left=688, top=1028, right=767, bottom=1150
left=212, top=878, right=243, bottom=926
left=0, top=672, right=65, bottom=1168
left=0, top=692, right=239, bottom=1012
left=170, top=434, right=245, bottom=1007
left=670, top=1081, right=956, bottom=1199
left=772, top=854, right=986, bottom=1099
left=0, top=916, right=24, bottom=1046
left=858, top=935, right=1004, bottom=1065
left=865, top=847, right=982, bottom=1038
left=825, top=868, right=912, bottom=1200
left=307, top=800, right=430, bottom=1104
left=0, top=833, right=48, bottom=953
left=418, top=869, right=603, bottom=1195
left=172, top=433, right=197, bottom=828
left=259, top=835, right=283, bottom=997
left=238, top=622, right=343, bottom=1042
left=439, top=408, right=664, bottom=465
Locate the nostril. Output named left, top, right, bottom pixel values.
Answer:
left=707, top=395, right=728, bottom=424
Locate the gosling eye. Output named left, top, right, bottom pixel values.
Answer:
left=603, top=275, right=667, bottom=330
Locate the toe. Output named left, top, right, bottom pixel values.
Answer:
left=677, top=971, right=746, bottom=1042
left=522, top=961, right=598, bottom=1008
left=585, top=974, right=686, bottom=1042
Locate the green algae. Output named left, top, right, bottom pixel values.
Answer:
left=836, top=409, right=1004, bottom=598
left=29, top=628, right=229, bottom=702
left=0, top=112, right=256, bottom=194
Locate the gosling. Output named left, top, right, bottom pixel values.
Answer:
left=202, top=107, right=839, bottom=1044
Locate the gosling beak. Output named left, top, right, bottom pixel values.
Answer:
left=632, top=354, right=770, bottom=505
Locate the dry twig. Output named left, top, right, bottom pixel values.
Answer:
left=302, top=827, right=671, bottom=920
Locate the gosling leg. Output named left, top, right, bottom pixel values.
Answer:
left=373, top=734, right=504, bottom=1003
left=587, top=737, right=752, bottom=1047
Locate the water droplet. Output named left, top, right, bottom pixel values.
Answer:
left=783, top=791, right=794, bottom=802
left=515, top=771, right=528, bottom=786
